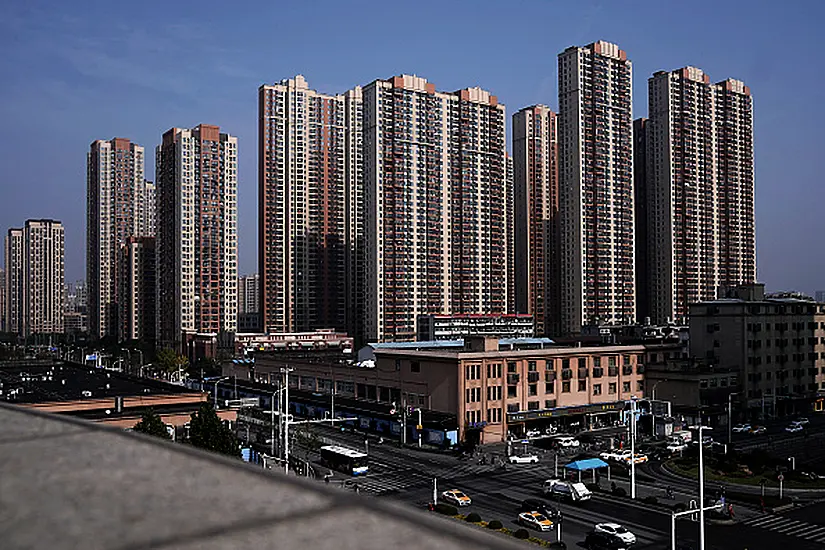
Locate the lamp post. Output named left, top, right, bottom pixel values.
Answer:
left=631, top=397, right=637, bottom=499
left=727, top=392, right=739, bottom=450
left=788, top=456, right=795, bottom=471
left=281, top=367, right=294, bottom=474
left=689, top=423, right=713, bottom=550
left=213, top=376, right=230, bottom=408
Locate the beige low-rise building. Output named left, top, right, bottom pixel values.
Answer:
left=241, top=337, right=645, bottom=444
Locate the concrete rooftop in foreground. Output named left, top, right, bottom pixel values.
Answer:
left=0, top=403, right=523, bottom=550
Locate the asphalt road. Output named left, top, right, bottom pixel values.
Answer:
left=303, top=427, right=825, bottom=550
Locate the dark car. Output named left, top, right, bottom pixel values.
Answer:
left=520, top=498, right=561, bottom=520
left=585, top=530, right=629, bottom=550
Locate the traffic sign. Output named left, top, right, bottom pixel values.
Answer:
left=778, top=474, right=784, bottom=482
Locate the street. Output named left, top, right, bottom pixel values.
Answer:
left=300, top=426, right=825, bottom=549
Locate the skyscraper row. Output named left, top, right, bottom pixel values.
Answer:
left=260, top=75, right=509, bottom=342
left=258, top=41, right=754, bottom=342
left=4, top=220, right=65, bottom=337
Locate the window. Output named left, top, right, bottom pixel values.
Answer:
left=507, top=362, right=517, bottom=373
left=623, top=355, right=631, bottom=366
left=593, top=384, right=602, bottom=396
left=465, top=364, right=480, bottom=380
left=562, top=358, right=570, bottom=370
left=609, top=382, right=617, bottom=394
left=545, top=399, right=556, bottom=409
left=487, top=363, right=502, bottom=378
left=545, top=381, right=555, bottom=394
left=411, top=361, right=420, bottom=373
left=578, top=380, right=586, bottom=392
left=507, top=403, right=519, bottom=413
left=562, top=381, right=571, bottom=393
left=578, top=357, right=587, bottom=369
left=623, top=382, right=631, bottom=393
left=528, top=361, right=537, bottom=372
left=608, top=356, right=616, bottom=367
left=529, top=384, right=538, bottom=396
left=527, top=401, right=539, bottom=411
left=507, top=385, right=517, bottom=398
left=594, top=357, right=601, bottom=367
left=637, top=381, right=644, bottom=392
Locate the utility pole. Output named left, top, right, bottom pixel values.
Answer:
left=631, top=397, right=637, bottom=499
left=270, top=391, right=276, bottom=457
left=282, top=367, right=293, bottom=475
left=401, top=400, right=408, bottom=446
left=418, top=408, right=423, bottom=448
left=727, top=392, right=739, bottom=451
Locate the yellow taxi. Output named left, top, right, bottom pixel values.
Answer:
left=441, top=489, right=472, bottom=507
left=518, top=511, right=554, bottom=531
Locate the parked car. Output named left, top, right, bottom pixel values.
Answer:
left=750, top=425, right=767, bottom=435
left=594, top=523, right=637, bottom=545
left=441, top=489, right=472, bottom=507
left=518, top=511, right=554, bottom=531
left=600, top=449, right=631, bottom=462
left=732, top=424, right=751, bottom=433
left=796, top=417, right=810, bottom=426
left=509, top=454, right=540, bottom=464
left=526, top=429, right=542, bottom=438
left=520, top=498, right=561, bottom=520
left=785, top=423, right=804, bottom=433
left=623, top=453, right=648, bottom=465
left=666, top=442, right=688, bottom=453
left=585, top=531, right=630, bottom=550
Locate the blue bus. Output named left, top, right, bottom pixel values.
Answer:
left=319, top=445, right=369, bottom=476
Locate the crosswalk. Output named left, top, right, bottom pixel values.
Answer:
left=742, top=514, right=825, bottom=544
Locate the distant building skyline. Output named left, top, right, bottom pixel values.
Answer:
left=5, top=220, right=65, bottom=337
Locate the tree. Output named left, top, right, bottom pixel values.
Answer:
left=157, top=347, right=189, bottom=378
left=133, top=409, right=171, bottom=440
left=188, top=402, right=240, bottom=457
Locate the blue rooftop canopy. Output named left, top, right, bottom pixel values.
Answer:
left=565, top=458, right=609, bottom=471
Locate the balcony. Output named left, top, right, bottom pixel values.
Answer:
left=0, top=403, right=520, bottom=550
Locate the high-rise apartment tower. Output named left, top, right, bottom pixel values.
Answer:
left=259, top=76, right=363, bottom=335
left=156, top=124, right=238, bottom=350
left=362, top=75, right=508, bottom=342
left=513, top=105, right=559, bottom=336
left=558, top=41, right=635, bottom=334
left=645, top=67, right=755, bottom=323
left=87, top=138, right=154, bottom=340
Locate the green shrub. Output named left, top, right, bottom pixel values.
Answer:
left=465, top=512, right=482, bottom=523
left=514, top=528, right=530, bottom=540
left=642, top=495, right=659, bottom=505
left=487, top=519, right=503, bottom=530
left=434, top=503, right=458, bottom=516
left=612, top=486, right=627, bottom=497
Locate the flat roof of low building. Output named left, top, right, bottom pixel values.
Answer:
left=0, top=359, right=188, bottom=404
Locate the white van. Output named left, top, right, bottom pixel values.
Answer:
left=543, top=479, right=592, bottom=502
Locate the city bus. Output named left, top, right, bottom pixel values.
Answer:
left=319, top=445, right=369, bottom=476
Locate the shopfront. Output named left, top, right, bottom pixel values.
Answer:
left=507, top=401, right=626, bottom=436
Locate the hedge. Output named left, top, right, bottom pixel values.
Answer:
left=434, top=503, right=458, bottom=516
left=514, top=528, right=530, bottom=540
left=465, top=512, right=482, bottom=523
left=487, top=519, right=503, bottom=530
left=642, top=495, right=659, bottom=505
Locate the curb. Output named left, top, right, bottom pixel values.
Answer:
left=771, top=503, right=796, bottom=513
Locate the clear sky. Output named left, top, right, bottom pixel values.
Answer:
left=1, top=0, right=822, bottom=295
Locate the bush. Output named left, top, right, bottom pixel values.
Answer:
left=514, top=528, right=530, bottom=540
left=642, top=496, right=659, bottom=505
left=465, top=512, right=482, bottom=523
left=487, top=520, right=503, bottom=530
left=434, top=503, right=458, bottom=516
left=612, top=486, right=627, bottom=497
left=672, top=502, right=687, bottom=513
left=586, top=483, right=603, bottom=493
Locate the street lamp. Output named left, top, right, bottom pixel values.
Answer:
left=727, top=392, right=740, bottom=451
left=630, top=397, right=638, bottom=499
left=213, top=376, right=230, bottom=408
left=788, top=456, right=795, bottom=471
left=689, top=423, right=713, bottom=550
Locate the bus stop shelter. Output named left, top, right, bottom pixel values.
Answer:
left=565, top=458, right=610, bottom=483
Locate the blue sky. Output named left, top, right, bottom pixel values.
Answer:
left=1, top=0, right=823, bottom=294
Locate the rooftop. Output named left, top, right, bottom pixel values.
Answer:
left=0, top=403, right=518, bottom=549
left=0, top=360, right=187, bottom=404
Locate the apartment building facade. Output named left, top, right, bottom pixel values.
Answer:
left=558, top=41, right=635, bottom=335
left=87, top=139, right=154, bottom=340
left=689, top=284, right=825, bottom=417
left=645, top=67, right=755, bottom=324
left=513, top=105, right=559, bottom=337
left=156, top=124, right=238, bottom=353
left=363, top=75, right=508, bottom=342
left=5, top=220, right=65, bottom=337
left=119, top=237, right=156, bottom=342
left=259, top=76, right=363, bottom=336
